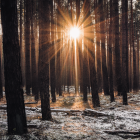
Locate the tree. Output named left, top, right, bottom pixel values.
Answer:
left=20, top=0, right=25, bottom=88
left=39, top=0, right=52, bottom=120
left=113, top=0, right=122, bottom=95
left=131, top=0, right=137, bottom=92
left=56, top=0, right=62, bottom=96
left=109, top=0, right=115, bottom=102
left=82, top=0, right=89, bottom=101
left=0, top=35, right=3, bottom=99
left=136, top=6, right=139, bottom=92
left=50, top=0, right=56, bottom=102
left=96, top=0, right=102, bottom=93
left=1, top=0, right=27, bottom=134
left=100, top=0, right=110, bottom=95
left=25, top=0, right=31, bottom=95
left=31, top=0, right=39, bottom=100
left=89, top=0, right=100, bottom=106
left=121, top=0, right=128, bottom=105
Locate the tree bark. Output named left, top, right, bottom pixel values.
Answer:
left=121, top=0, right=128, bottom=105
left=0, top=35, right=3, bottom=99
left=109, top=0, right=114, bottom=102
left=96, top=0, right=102, bottom=93
left=113, top=0, right=122, bottom=96
left=39, top=0, right=52, bottom=120
left=100, top=0, right=110, bottom=95
left=1, top=0, right=27, bottom=134
left=131, top=0, right=137, bottom=92
left=56, top=0, right=62, bottom=96
left=25, top=0, right=31, bottom=95
left=50, top=0, right=56, bottom=102
left=31, top=0, right=39, bottom=101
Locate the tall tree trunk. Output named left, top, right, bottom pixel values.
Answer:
left=89, top=40, right=100, bottom=107
left=113, top=0, right=122, bottom=95
left=20, top=0, right=25, bottom=88
left=25, top=0, right=31, bottom=95
left=97, top=0, right=102, bottom=93
left=131, top=0, right=137, bottom=92
left=121, top=0, right=128, bottom=105
left=109, top=0, right=114, bottom=102
left=82, top=0, right=88, bottom=101
left=57, top=0, right=62, bottom=96
left=39, top=0, right=52, bottom=120
left=89, top=0, right=100, bottom=106
left=136, top=15, right=139, bottom=91
left=76, top=0, right=80, bottom=25
left=31, top=0, right=39, bottom=100
left=1, top=0, right=27, bottom=134
left=0, top=36, right=2, bottom=99
left=50, top=0, right=56, bottom=102
left=100, top=0, right=109, bottom=95
left=75, top=0, right=80, bottom=93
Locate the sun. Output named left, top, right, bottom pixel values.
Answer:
left=70, top=27, right=80, bottom=39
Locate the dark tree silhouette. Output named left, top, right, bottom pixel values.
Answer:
left=136, top=8, right=139, bottom=92
left=100, top=0, right=110, bottom=95
left=25, top=0, right=31, bottom=95
left=96, top=0, right=102, bottom=93
left=88, top=0, right=100, bottom=107
left=82, top=0, right=89, bottom=101
left=39, top=0, right=52, bottom=120
left=50, top=0, right=56, bottom=102
left=31, top=0, right=39, bottom=100
left=109, top=0, right=115, bottom=102
left=121, top=0, right=128, bottom=105
left=56, top=0, right=62, bottom=96
left=1, top=0, right=27, bottom=134
left=0, top=36, right=3, bottom=99
left=131, top=0, right=137, bottom=92
left=113, top=0, right=122, bottom=96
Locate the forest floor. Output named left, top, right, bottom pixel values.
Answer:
left=0, top=87, right=140, bottom=139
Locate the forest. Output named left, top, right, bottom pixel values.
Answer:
left=0, top=0, right=140, bottom=139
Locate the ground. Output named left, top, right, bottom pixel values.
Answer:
left=0, top=87, right=140, bottom=140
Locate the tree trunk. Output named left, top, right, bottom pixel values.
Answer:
left=39, top=0, right=52, bottom=120
left=109, top=0, right=114, bottom=102
left=131, top=0, right=137, bottom=92
left=76, top=0, right=80, bottom=25
left=82, top=0, right=88, bottom=101
left=25, top=0, right=31, bottom=95
left=1, top=0, right=27, bottom=134
left=0, top=35, right=3, bottom=99
left=97, top=0, right=102, bottom=93
left=50, top=0, right=56, bottom=102
left=31, top=0, right=39, bottom=101
left=100, top=0, right=109, bottom=95
left=136, top=14, right=139, bottom=91
left=121, top=0, right=128, bottom=105
left=56, top=0, right=62, bottom=96
left=113, top=0, right=122, bottom=95
left=20, top=0, right=25, bottom=88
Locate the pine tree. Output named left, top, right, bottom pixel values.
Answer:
left=113, top=0, right=122, bottom=95
left=1, top=0, right=27, bottom=134
left=50, top=0, right=56, bottom=102
left=39, top=0, right=52, bottom=120
left=122, top=0, right=128, bottom=105
left=109, top=0, right=115, bottom=102
left=25, top=0, right=31, bottom=95
left=100, top=0, right=110, bottom=95
left=31, top=0, right=39, bottom=100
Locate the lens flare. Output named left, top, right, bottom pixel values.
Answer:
left=70, top=27, right=80, bottom=39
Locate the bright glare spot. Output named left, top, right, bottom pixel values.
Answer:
left=70, top=27, right=80, bottom=39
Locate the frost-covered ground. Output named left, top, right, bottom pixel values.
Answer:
left=0, top=90, right=140, bottom=140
